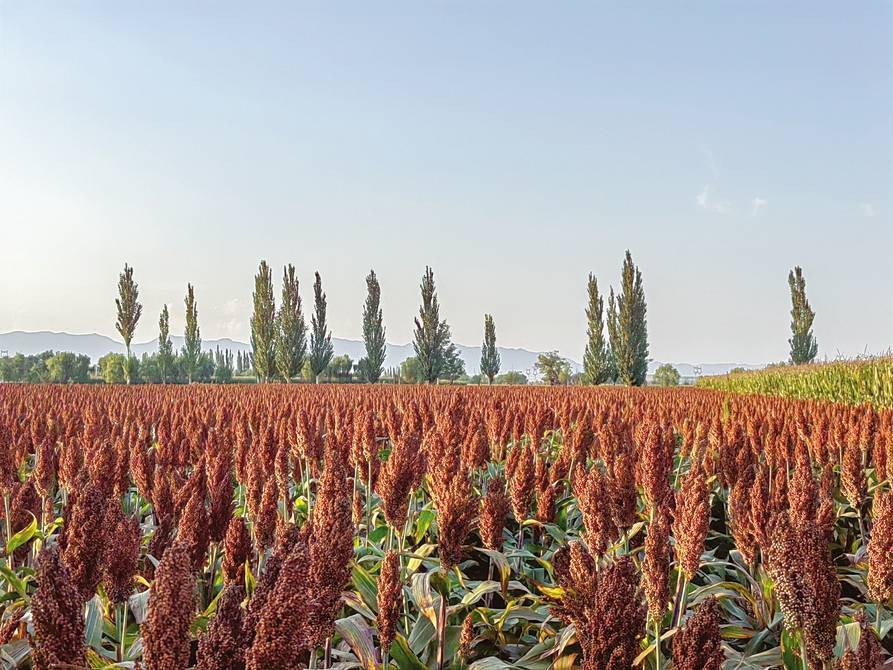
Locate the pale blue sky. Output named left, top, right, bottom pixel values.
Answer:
left=1, top=2, right=890, bottom=364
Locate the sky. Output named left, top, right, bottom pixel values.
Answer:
left=0, top=2, right=890, bottom=365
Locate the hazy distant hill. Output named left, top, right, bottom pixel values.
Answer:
left=0, top=330, right=760, bottom=378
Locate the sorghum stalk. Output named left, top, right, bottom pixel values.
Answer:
left=117, top=602, right=127, bottom=662
left=365, top=457, right=372, bottom=548
left=654, top=620, right=662, bottom=670
left=436, top=592, right=448, bottom=670
left=3, top=495, right=11, bottom=569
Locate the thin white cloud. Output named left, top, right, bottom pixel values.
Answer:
left=862, top=203, right=876, bottom=218
left=752, top=197, right=768, bottom=216
left=696, top=185, right=709, bottom=209
left=696, top=185, right=731, bottom=214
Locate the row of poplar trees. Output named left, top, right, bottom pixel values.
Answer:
left=251, top=263, right=502, bottom=384
left=249, top=262, right=387, bottom=383
left=581, top=253, right=819, bottom=387
left=115, top=264, right=204, bottom=384
left=582, top=250, right=649, bottom=386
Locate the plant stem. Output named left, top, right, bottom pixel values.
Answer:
left=800, top=638, right=809, bottom=670
left=654, top=619, right=661, bottom=670
left=670, top=571, right=688, bottom=629
left=206, top=542, right=219, bottom=606
left=365, top=458, right=373, bottom=548
left=117, top=602, right=128, bottom=662
left=3, top=494, right=11, bottom=569
left=436, top=591, right=448, bottom=670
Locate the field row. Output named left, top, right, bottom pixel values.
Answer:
left=698, top=356, right=893, bottom=408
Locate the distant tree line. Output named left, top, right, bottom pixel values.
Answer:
left=1, top=254, right=820, bottom=386
left=0, top=351, right=92, bottom=383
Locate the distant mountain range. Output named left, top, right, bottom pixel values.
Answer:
left=0, top=330, right=763, bottom=379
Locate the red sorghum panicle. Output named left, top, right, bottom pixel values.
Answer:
left=507, top=443, right=535, bottom=524
left=253, top=477, right=278, bottom=551
left=672, top=596, right=725, bottom=670
left=427, top=429, right=478, bottom=572
left=607, top=432, right=638, bottom=532
left=196, top=584, right=246, bottom=670
left=102, top=499, right=141, bottom=604
left=839, top=610, right=883, bottom=670
left=867, top=489, right=893, bottom=604
left=638, top=422, right=673, bottom=513
left=551, top=545, right=645, bottom=670
left=305, top=436, right=356, bottom=648
left=765, top=514, right=840, bottom=663
left=0, top=607, right=23, bottom=646
left=841, top=439, right=867, bottom=511
left=31, top=546, right=86, bottom=670
left=479, top=475, right=509, bottom=551
left=177, top=478, right=211, bottom=572
left=788, top=458, right=818, bottom=529
left=459, top=613, right=475, bottom=660
left=222, top=515, right=252, bottom=584
left=643, top=507, right=670, bottom=623
left=377, top=412, right=423, bottom=532
left=206, top=439, right=234, bottom=543
left=673, top=465, right=710, bottom=580
left=245, top=529, right=313, bottom=670
left=61, top=482, right=108, bottom=602
left=143, top=540, right=196, bottom=670
left=377, top=550, right=403, bottom=654
left=573, top=464, right=615, bottom=556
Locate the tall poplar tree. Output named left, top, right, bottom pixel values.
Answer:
left=182, top=284, right=202, bottom=383
left=480, top=314, right=500, bottom=384
left=251, top=260, right=277, bottom=382
left=274, top=264, right=306, bottom=382
left=413, top=266, right=454, bottom=383
left=583, top=273, right=611, bottom=384
left=788, top=266, right=818, bottom=365
left=115, top=263, right=142, bottom=384
left=606, top=251, right=648, bottom=386
left=308, top=271, right=334, bottom=383
left=158, top=304, right=174, bottom=383
left=360, top=269, right=387, bottom=383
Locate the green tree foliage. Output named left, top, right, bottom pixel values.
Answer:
left=399, top=356, right=424, bottom=384
left=115, top=263, right=142, bottom=384
left=653, top=363, right=681, bottom=387
left=442, top=346, right=465, bottom=382
left=0, top=352, right=54, bottom=382
left=412, top=266, right=455, bottom=383
left=583, top=273, right=612, bottom=384
left=360, top=270, right=387, bottom=384
left=535, top=351, right=572, bottom=386
left=480, top=314, right=500, bottom=384
left=45, top=352, right=91, bottom=383
left=607, top=251, right=649, bottom=386
left=181, top=284, right=202, bottom=383
left=251, top=260, right=277, bottom=382
left=788, top=266, right=818, bottom=365
left=158, top=304, right=174, bottom=384
left=99, top=353, right=128, bottom=384
left=275, top=264, right=306, bottom=382
left=327, top=354, right=354, bottom=382
left=214, top=347, right=235, bottom=384
left=309, top=271, right=334, bottom=383
left=495, top=370, right=528, bottom=385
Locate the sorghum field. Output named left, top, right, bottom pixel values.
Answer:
left=0, top=384, right=891, bottom=670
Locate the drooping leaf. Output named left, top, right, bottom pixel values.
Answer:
left=335, top=614, right=379, bottom=670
